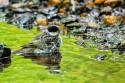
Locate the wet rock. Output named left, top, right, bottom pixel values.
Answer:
left=60, top=15, right=79, bottom=25
left=76, top=4, right=92, bottom=15
left=94, top=0, right=105, bottom=4
left=88, top=22, right=99, bottom=28
left=0, top=9, right=7, bottom=21
left=80, top=16, right=96, bottom=23
left=41, top=6, right=58, bottom=15
left=86, top=1, right=95, bottom=7
left=15, top=13, right=35, bottom=29
left=0, top=44, right=11, bottom=67
left=49, top=0, right=61, bottom=5
left=89, top=8, right=100, bottom=17
left=103, top=15, right=117, bottom=25
left=118, top=16, right=125, bottom=22
left=58, top=8, right=67, bottom=14
left=48, top=14, right=62, bottom=22
left=37, top=17, right=48, bottom=26
left=11, top=4, right=23, bottom=9
left=10, top=0, right=25, bottom=4
left=72, top=29, right=84, bottom=37
left=104, top=0, right=121, bottom=5
left=60, top=15, right=80, bottom=37
left=115, top=43, right=125, bottom=55
left=0, top=0, right=9, bottom=8
left=26, top=1, right=34, bottom=8
left=12, top=8, right=25, bottom=13
left=100, top=6, right=112, bottom=13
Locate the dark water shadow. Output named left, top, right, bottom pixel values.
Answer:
left=0, top=47, right=11, bottom=72
left=0, top=56, right=11, bottom=72
left=23, top=52, right=62, bottom=75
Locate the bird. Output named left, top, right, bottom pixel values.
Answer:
left=13, top=25, right=62, bottom=66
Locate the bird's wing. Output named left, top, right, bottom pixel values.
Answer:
left=21, top=34, right=44, bottom=48
left=21, top=42, right=38, bottom=48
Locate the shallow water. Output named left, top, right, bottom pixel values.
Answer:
left=0, top=63, right=11, bottom=72
left=0, top=56, right=11, bottom=72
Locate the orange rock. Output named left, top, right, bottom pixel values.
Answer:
left=58, top=8, right=67, bottom=14
left=94, top=0, right=105, bottom=4
left=86, top=1, right=95, bottom=7
left=103, top=15, right=117, bottom=25
left=49, top=0, right=61, bottom=5
left=27, top=2, right=34, bottom=7
left=37, top=18, right=48, bottom=26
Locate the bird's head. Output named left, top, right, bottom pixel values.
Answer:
left=47, top=25, right=60, bottom=36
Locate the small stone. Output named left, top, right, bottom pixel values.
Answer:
left=94, top=0, right=105, bottom=4
left=11, top=4, right=23, bottom=9
left=100, top=6, right=112, bottom=13
left=0, top=0, right=9, bottom=8
left=104, top=0, right=121, bottom=5
left=86, top=1, right=95, bottom=7
left=58, top=8, right=67, bottom=14
left=49, top=0, right=61, bottom=5
left=103, top=15, right=117, bottom=25
left=79, top=13, right=88, bottom=17
left=37, top=18, right=48, bottom=26
left=88, top=22, right=99, bottom=28
left=26, top=2, right=34, bottom=8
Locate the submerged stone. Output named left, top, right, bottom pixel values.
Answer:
left=91, top=54, right=107, bottom=61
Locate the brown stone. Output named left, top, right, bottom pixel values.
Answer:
left=100, top=6, right=112, bottom=13
left=26, top=2, right=34, bottom=8
left=49, top=0, right=61, bottom=5
left=118, top=16, right=125, bottom=22
left=86, top=1, right=95, bottom=7
left=104, top=0, right=121, bottom=5
left=79, top=13, right=88, bottom=17
left=37, top=18, right=48, bottom=26
left=103, top=15, right=117, bottom=25
left=11, top=4, right=23, bottom=9
left=94, top=0, right=105, bottom=4
left=88, top=22, right=99, bottom=28
left=58, top=8, right=67, bottom=14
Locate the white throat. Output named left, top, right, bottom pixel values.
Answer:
left=49, top=32, right=58, bottom=36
